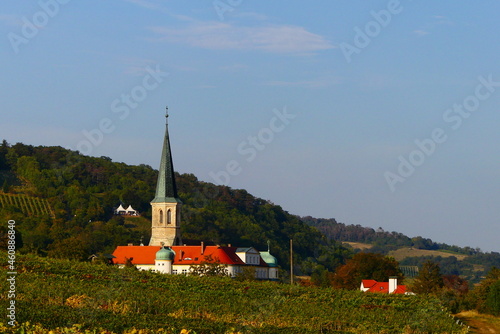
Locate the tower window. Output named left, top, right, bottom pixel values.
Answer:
left=167, top=209, right=172, bottom=224
left=159, top=210, right=163, bottom=224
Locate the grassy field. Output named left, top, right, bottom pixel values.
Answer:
left=0, top=252, right=470, bottom=334
left=388, top=248, right=468, bottom=261
left=342, top=242, right=373, bottom=250
left=455, top=310, right=500, bottom=334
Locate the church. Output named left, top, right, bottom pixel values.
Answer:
left=112, top=109, right=279, bottom=280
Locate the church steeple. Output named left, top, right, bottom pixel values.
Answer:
left=151, top=107, right=180, bottom=203
left=149, top=107, right=182, bottom=246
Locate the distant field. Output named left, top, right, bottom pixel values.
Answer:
left=388, top=248, right=468, bottom=261
left=342, top=242, right=373, bottom=250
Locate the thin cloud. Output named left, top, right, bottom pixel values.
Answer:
left=148, top=21, right=334, bottom=54
left=433, top=15, right=454, bottom=25
left=413, top=15, right=454, bottom=37
left=0, top=14, right=22, bottom=27
left=119, top=57, right=157, bottom=76
left=232, top=12, right=269, bottom=21
left=122, top=0, right=161, bottom=10
left=264, top=77, right=341, bottom=88
left=121, top=0, right=174, bottom=16
left=413, top=30, right=429, bottom=37
left=218, top=64, right=248, bottom=71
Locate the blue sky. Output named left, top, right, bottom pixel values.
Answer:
left=1, top=1, right=499, bottom=252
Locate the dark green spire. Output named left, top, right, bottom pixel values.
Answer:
left=151, top=107, right=181, bottom=203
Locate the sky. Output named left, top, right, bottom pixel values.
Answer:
left=1, top=1, right=499, bottom=252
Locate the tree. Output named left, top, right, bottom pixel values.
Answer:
left=235, top=266, right=257, bottom=281
left=124, top=257, right=137, bottom=269
left=16, top=156, right=41, bottom=184
left=47, top=236, right=90, bottom=261
left=189, top=254, right=229, bottom=277
left=470, top=267, right=500, bottom=314
left=0, top=140, right=9, bottom=169
left=411, top=261, right=444, bottom=294
left=2, top=179, right=9, bottom=193
left=438, top=275, right=471, bottom=313
left=443, top=275, right=469, bottom=295
left=311, top=267, right=335, bottom=287
left=485, top=279, right=500, bottom=316
left=331, top=252, right=403, bottom=290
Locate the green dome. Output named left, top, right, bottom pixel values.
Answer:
left=156, top=246, right=175, bottom=261
left=260, top=251, right=278, bottom=267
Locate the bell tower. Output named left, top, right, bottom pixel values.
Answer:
left=149, top=107, right=182, bottom=246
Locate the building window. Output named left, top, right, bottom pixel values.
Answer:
left=182, top=269, right=187, bottom=275
left=159, top=210, right=163, bottom=224
left=167, top=209, right=172, bottom=224
left=173, top=270, right=177, bottom=275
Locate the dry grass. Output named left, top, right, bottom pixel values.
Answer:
left=343, top=242, right=373, bottom=250
left=388, top=248, right=468, bottom=261
left=455, top=310, right=500, bottom=334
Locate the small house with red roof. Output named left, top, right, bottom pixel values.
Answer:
left=360, top=277, right=408, bottom=294
left=111, top=110, right=279, bottom=280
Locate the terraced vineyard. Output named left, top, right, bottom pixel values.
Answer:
left=0, top=193, right=54, bottom=217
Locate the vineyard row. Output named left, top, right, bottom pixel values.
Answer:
left=0, top=193, right=54, bottom=218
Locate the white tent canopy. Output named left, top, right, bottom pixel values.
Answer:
left=114, top=204, right=139, bottom=215
left=125, top=205, right=137, bottom=214
left=115, top=204, right=126, bottom=214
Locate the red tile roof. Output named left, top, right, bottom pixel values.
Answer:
left=393, top=285, right=407, bottom=294
left=173, top=246, right=247, bottom=266
left=361, top=279, right=407, bottom=294
left=113, top=246, right=158, bottom=265
left=367, top=282, right=390, bottom=293
left=361, top=279, right=378, bottom=289
left=112, top=245, right=250, bottom=266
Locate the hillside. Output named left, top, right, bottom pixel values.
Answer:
left=0, top=252, right=469, bottom=333
left=303, top=217, right=500, bottom=283
left=0, top=141, right=348, bottom=276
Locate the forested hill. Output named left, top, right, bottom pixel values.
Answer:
left=301, top=216, right=477, bottom=254
left=0, top=140, right=349, bottom=275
